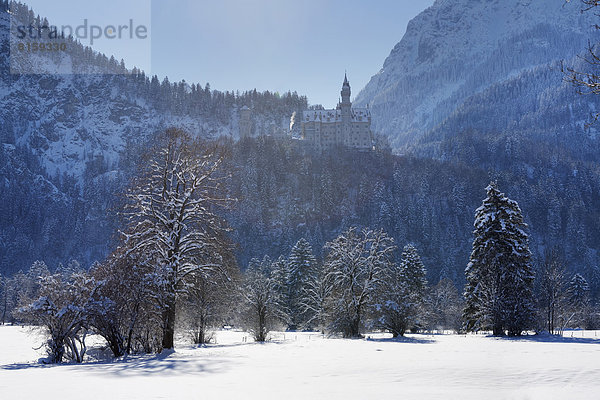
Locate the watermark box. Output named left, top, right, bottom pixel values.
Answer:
left=9, top=0, right=151, bottom=75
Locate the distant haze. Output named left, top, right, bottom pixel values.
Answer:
left=23, top=0, right=433, bottom=107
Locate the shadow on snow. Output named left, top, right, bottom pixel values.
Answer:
left=1, top=348, right=230, bottom=375
left=0, top=340, right=289, bottom=373
left=491, top=332, right=600, bottom=345
left=365, top=335, right=435, bottom=344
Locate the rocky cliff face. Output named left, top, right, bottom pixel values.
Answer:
left=1, top=6, right=226, bottom=181
left=1, top=4, right=302, bottom=182
left=355, top=0, right=598, bottom=149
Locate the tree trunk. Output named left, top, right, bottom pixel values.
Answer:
left=1, top=286, right=7, bottom=325
left=492, top=321, right=503, bottom=336
left=162, top=300, right=176, bottom=350
left=193, top=314, right=208, bottom=344
left=107, top=328, right=125, bottom=358
left=256, top=306, right=267, bottom=342
left=346, top=316, right=361, bottom=338
left=48, top=336, right=65, bottom=363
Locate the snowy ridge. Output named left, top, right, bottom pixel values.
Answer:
left=0, top=4, right=300, bottom=182
left=354, top=0, right=598, bottom=148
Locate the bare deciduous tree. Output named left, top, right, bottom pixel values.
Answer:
left=121, top=128, right=234, bottom=350
left=322, top=228, right=395, bottom=338
left=537, top=248, right=568, bottom=335
left=17, top=272, right=96, bottom=363
left=241, top=257, right=284, bottom=342
left=563, top=0, right=600, bottom=122
left=88, top=249, right=163, bottom=356
left=181, top=244, right=239, bottom=345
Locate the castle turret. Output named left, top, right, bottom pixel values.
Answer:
left=341, top=73, right=351, bottom=105
left=340, top=73, right=352, bottom=145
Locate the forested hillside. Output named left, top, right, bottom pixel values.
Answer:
left=227, top=138, right=600, bottom=298
left=0, top=1, right=306, bottom=274
left=2, top=0, right=600, bottom=306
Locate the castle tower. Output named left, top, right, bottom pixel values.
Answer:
left=300, top=72, right=372, bottom=151
left=340, top=73, right=352, bottom=145
left=239, top=105, right=252, bottom=139
left=341, top=73, right=351, bottom=105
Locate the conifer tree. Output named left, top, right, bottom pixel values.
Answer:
left=299, top=261, right=328, bottom=332
left=464, top=182, right=535, bottom=336
left=569, top=273, right=590, bottom=307
left=374, top=244, right=427, bottom=337
left=567, top=273, right=590, bottom=328
left=399, top=245, right=428, bottom=298
left=287, top=238, right=316, bottom=329
left=270, top=255, right=290, bottom=326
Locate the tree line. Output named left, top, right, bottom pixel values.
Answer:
left=1, top=130, right=597, bottom=364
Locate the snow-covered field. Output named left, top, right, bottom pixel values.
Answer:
left=1, top=326, right=600, bottom=400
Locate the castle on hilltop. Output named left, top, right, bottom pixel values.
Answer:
left=301, top=74, right=373, bottom=151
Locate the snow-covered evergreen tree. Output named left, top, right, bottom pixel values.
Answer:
left=374, top=244, right=427, bottom=337
left=464, top=182, right=535, bottom=336
left=566, top=273, right=591, bottom=328
left=15, top=260, right=50, bottom=307
left=399, top=245, right=428, bottom=299
left=27, top=260, right=50, bottom=284
left=569, top=273, right=590, bottom=307
left=299, top=260, right=328, bottom=332
left=287, top=238, right=317, bottom=330
left=270, top=255, right=290, bottom=327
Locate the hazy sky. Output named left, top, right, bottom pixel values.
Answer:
left=23, top=0, right=433, bottom=107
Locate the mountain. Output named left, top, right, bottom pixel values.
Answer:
left=0, top=2, right=305, bottom=181
left=355, top=0, right=600, bottom=150
left=349, top=0, right=600, bottom=286
left=0, top=1, right=306, bottom=274
left=3, top=0, right=600, bottom=291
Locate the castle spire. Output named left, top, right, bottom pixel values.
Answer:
left=341, top=71, right=351, bottom=104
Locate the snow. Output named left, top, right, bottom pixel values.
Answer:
left=2, top=326, right=600, bottom=399
left=303, top=108, right=371, bottom=123
left=354, top=0, right=599, bottom=147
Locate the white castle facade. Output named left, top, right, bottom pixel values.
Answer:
left=301, top=74, right=373, bottom=151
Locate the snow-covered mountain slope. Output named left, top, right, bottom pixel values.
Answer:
left=1, top=73, right=229, bottom=179
left=0, top=2, right=307, bottom=273
left=0, top=3, right=304, bottom=182
left=355, top=0, right=599, bottom=149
